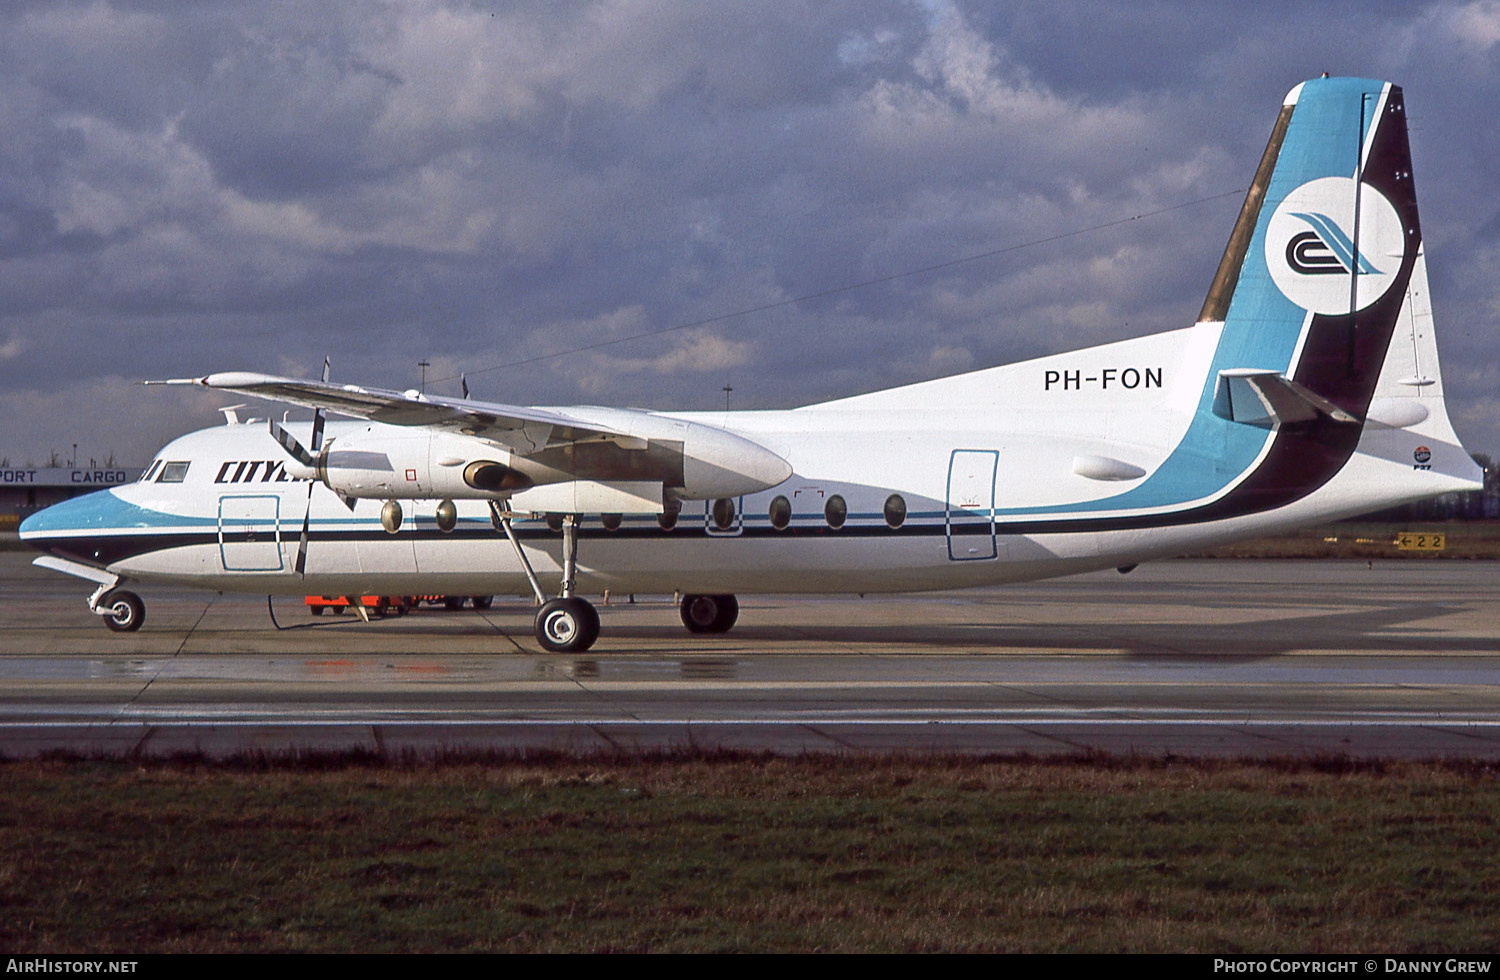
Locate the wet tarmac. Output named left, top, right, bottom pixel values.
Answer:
left=3, top=551, right=1498, bottom=759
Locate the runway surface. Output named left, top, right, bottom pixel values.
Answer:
left=2, top=551, right=1499, bottom=759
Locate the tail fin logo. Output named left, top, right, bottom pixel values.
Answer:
left=1265, top=177, right=1404, bottom=315
left=1285, top=215, right=1381, bottom=276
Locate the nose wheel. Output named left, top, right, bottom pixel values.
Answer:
left=98, top=589, right=145, bottom=632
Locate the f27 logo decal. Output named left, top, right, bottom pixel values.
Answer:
left=1265, top=177, right=1404, bottom=315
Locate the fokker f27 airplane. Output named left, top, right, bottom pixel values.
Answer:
left=20, top=77, right=1482, bottom=652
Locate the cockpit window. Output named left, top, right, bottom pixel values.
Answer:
left=139, top=460, right=162, bottom=483
left=156, top=461, right=191, bottom=483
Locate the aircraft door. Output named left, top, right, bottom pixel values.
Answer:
left=218, top=494, right=284, bottom=572
left=946, top=449, right=998, bottom=561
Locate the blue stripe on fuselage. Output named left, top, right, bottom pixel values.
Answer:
left=19, top=488, right=216, bottom=537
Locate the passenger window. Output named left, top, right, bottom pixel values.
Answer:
left=884, top=494, right=907, bottom=528
left=768, top=495, right=791, bottom=530
left=157, top=461, right=190, bottom=483
left=824, top=494, right=847, bottom=529
left=659, top=498, right=681, bottom=531
left=712, top=497, right=736, bottom=531
left=601, top=514, right=622, bottom=531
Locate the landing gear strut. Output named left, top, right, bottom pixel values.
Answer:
left=492, top=504, right=600, bottom=653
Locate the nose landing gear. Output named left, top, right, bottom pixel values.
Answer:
left=98, top=589, right=145, bottom=632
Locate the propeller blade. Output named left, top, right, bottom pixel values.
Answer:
left=294, top=357, right=332, bottom=576
left=309, top=407, right=325, bottom=453
left=310, top=357, right=330, bottom=453
left=294, top=482, right=314, bottom=575
left=269, top=420, right=316, bottom=468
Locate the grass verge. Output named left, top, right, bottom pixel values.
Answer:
left=2, top=750, right=1498, bottom=952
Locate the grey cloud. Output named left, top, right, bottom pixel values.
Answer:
left=0, top=0, right=1495, bottom=465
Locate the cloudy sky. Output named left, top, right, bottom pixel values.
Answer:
left=2, top=0, right=1497, bottom=467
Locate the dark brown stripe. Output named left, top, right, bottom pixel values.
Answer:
left=1197, top=103, right=1295, bottom=323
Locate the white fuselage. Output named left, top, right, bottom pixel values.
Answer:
left=28, top=317, right=1479, bottom=600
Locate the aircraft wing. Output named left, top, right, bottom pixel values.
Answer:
left=150, top=372, right=630, bottom=452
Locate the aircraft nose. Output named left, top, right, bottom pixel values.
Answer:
left=19, top=489, right=126, bottom=546
left=19, top=498, right=73, bottom=555
left=18, top=500, right=67, bottom=542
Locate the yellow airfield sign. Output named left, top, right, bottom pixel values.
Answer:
left=1395, top=531, right=1446, bottom=552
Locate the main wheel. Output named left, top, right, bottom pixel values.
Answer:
left=99, top=590, right=145, bottom=633
left=470, top=595, right=494, bottom=610
left=679, top=593, right=738, bottom=634
left=444, top=596, right=466, bottom=611
left=535, top=597, right=600, bottom=653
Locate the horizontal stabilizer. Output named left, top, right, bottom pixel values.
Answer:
left=1212, top=369, right=1358, bottom=426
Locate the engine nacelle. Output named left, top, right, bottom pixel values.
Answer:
left=292, top=418, right=791, bottom=506
left=312, top=428, right=531, bottom=499
left=677, top=421, right=793, bottom=500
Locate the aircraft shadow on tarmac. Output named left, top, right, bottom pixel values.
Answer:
left=253, top=594, right=1484, bottom=659
left=609, top=603, right=1478, bottom=658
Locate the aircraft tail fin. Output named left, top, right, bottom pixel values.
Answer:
left=1184, top=75, right=1477, bottom=502
left=1196, top=77, right=1417, bottom=412
left=807, top=77, right=1478, bottom=517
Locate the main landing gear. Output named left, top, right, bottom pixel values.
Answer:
left=679, top=593, right=738, bottom=634
left=493, top=504, right=601, bottom=654
left=490, top=504, right=743, bottom=652
left=536, top=596, right=600, bottom=652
